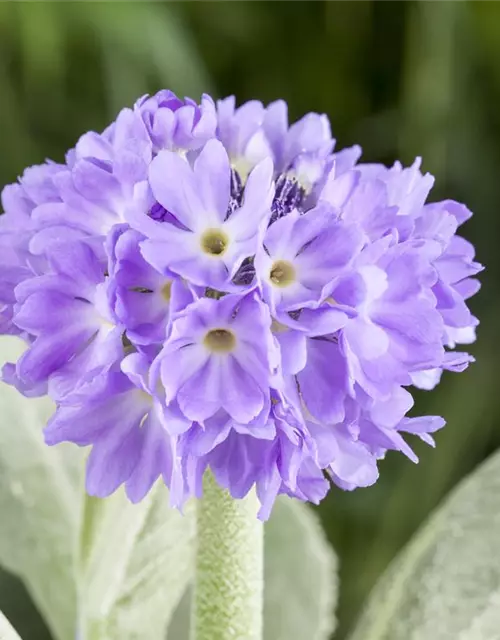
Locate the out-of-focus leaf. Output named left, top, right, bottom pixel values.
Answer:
left=0, top=336, right=81, bottom=640
left=100, top=40, right=151, bottom=120
left=471, top=2, right=500, bottom=95
left=400, top=1, right=467, bottom=176
left=348, top=449, right=500, bottom=640
left=167, top=497, right=338, bottom=640
left=264, top=498, right=338, bottom=640
left=16, top=3, right=65, bottom=87
left=0, top=337, right=196, bottom=640
left=65, top=3, right=213, bottom=103
left=78, top=488, right=195, bottom=640
left=0, top=55, right=35, bottom=177
left=0, top=570, right=51, bottom=640
left=0, top=609, right=23, bottom=640
left=165, top=588, right=190, bottom=640
left=0, top=3, right=14, bottom=29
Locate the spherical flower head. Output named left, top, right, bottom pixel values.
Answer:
left=0, top=91, right=482, bottom=519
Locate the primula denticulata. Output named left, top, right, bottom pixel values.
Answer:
left=0, top=91, right=481, bottom=520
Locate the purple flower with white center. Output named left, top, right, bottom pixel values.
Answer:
left=255, top=204, right=363, bottom=313
left=0, top=91, right=482, bottom=519
left=154, top=292, right=279, bottom=424
left=133, top=139, right=274, bottom=289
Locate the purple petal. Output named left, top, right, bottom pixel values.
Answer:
left=298, top=339, right=347, bottom=424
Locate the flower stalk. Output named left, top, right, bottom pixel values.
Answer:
left=190, top=470, right=264, bottom=640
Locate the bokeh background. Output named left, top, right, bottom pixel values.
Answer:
left=0, top=1, right=499, bottom=638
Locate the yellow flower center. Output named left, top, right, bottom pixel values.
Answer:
left=203, top=328, right=236, bottom=353
left=161, top=280, right=172, bottom=301
left=201, top=228, right=229, bottom=256
left=271, top=319, right=289, bottom=334
left=269, top=260, right=296, bottom=288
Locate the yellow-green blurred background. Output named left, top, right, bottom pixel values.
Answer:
left=0, top=2, right=499, bottom=638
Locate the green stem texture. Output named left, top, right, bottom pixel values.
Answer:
left=190, top=470, right=264, bottom=640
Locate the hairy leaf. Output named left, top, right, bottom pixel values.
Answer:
left=349, top=449, right=500, bottom=640
left=0, top=337, right=80, bottom=640
left=78, top=488, right=195, bottom=640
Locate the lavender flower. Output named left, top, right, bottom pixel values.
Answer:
left=136, top=90, right=216, bottom=153
left=139, top=139, right=273, bottom=289
left=0, top=90, right=482, bottom=519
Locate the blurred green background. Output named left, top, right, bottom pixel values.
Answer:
left=0, top=1, right=499, bottom=638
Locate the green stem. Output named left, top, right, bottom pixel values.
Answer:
left=190, top=470, right=264, bottom=640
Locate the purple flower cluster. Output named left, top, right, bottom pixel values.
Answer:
left=0, top=91, right=482, bottom=518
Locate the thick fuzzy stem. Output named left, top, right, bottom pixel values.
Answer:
left=190, top=471, right=264, bottom=640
